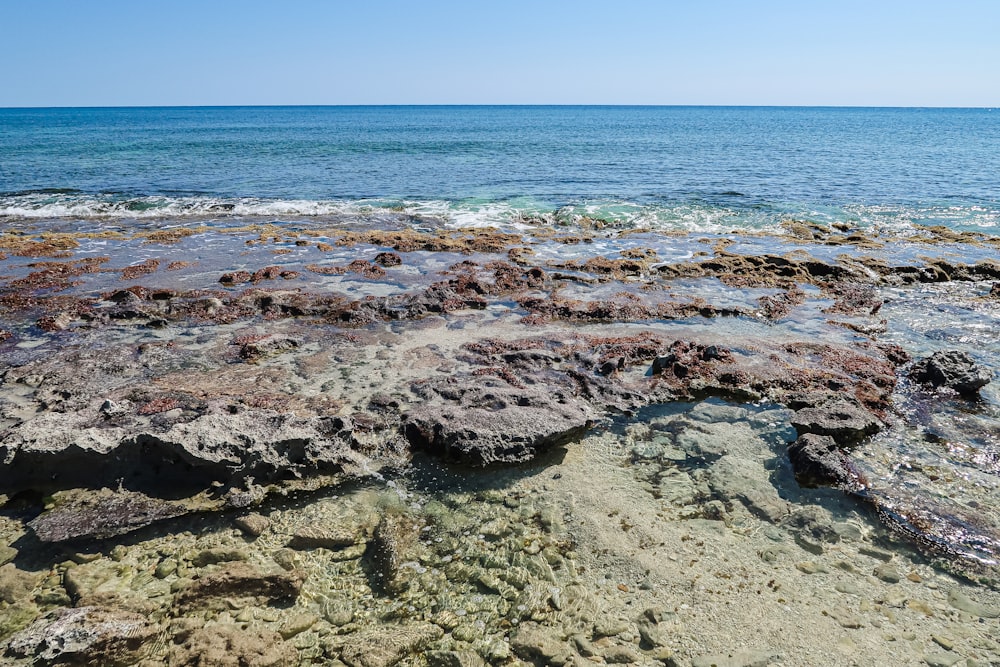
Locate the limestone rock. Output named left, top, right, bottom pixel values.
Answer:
left=404, top=381, right=593, bottom=465
left=910, top=350, right=992, bottom=396
left=288, top=526, right=358, bottom=551
left=426, top=650, right=487, bottom=667
left=787, top=433, right=860, bottom=489
left=790, top=398, right=880, bottom=445
left=336, top=623, right=443, bottom=667
left=6, top=606, right=157, bottom=666
left=28, top=488, right=189, bottom=543
left=946, top=588, right=999, bottom=618
left=508, top=623, right=571, bottom=665
left=166, top=623, right=296, bottom=667
left=235, top=512, right=270, bottom=537
left=0, top=565, right=40, bottom=604
left=173, top=562, right=304, bottom=613
left=367, top=511, right=424, bottom=594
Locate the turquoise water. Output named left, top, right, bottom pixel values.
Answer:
left=1, top=106, right=999, bottom=232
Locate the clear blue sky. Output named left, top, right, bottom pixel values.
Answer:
left=2, top=0, right=998, bottom=107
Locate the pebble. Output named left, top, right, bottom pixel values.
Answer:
left=287, top=526, right=357, bottom=550
left=235, top=513, right=270, bottom=537
left=795, top=561, right=825, bottom=574
left=874, top=563, right=901, bottom=584
left=835, top=582, right=861, bottom=596
left=946, top=589, right=999, bottom=618
left=191, top=547, right=248, bottom=568
left=922, top=651, right=963, bottom=667
left=858, top=545, right=894, bottom=562
left=794, top=534, right=824, bottom=556
left=279, top=613, right=318, bottom=639
left=154, top=558, right=178, bottom=579
left=603, top=645, right=640, bottom=664
left=271, top=548, right=299, bottom=571
left=931, top=635, right=954, bottom=650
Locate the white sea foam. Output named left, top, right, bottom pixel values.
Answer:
left=1, top=193, right=996, bottom=236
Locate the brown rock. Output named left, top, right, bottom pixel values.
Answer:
left=336, top=623, right=443, bottom=667
left=173, top=562, right=304, bottom=613
left=0, top=564, right=40, bottom=604
left=167, top=623, right=296, bottom=667
left=287, top=526, right=357, bottom=551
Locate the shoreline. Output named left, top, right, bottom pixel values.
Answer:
left=0, top=219, right=998, bottom=665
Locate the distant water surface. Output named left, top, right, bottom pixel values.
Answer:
left=1, top=105, right=998, bottom=232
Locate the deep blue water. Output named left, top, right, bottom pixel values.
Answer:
left=1, top=105, right=998, bottom=232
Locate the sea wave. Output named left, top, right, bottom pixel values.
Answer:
left=1, top=192, right=997, bottom=235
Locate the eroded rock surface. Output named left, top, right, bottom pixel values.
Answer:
left=6, top=606, right=157, bottom=666
left=910, top=350, right=992, bottom=396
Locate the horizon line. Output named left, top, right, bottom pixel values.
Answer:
left=1, top=103, right=997, bottom=111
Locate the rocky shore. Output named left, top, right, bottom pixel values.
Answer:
left=0, top=218, right=998, bottom=665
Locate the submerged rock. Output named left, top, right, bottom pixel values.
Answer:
left=910, top=350, right=992, bottom=396
left=787, top=434, right=861, bottom=490
left=790, top=397, right=880, bottom=445
left=166, top=622, right=296, bottom=667
left=367, top=510, right=424, bottom=594
left=27, top=488, right=189, bottom=543
left=173, top=562, right=305, bottom=613
left=335, top=623, right=443, bottom=667
left=6, top=606, right=157, bottom=666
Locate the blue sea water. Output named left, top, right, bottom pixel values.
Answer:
left=1, top=105, right=999, bottom=233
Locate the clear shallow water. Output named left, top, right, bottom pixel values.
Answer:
left=1, top=106, right=999, bottom=232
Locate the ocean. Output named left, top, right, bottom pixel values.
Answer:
left=2, top=105, right=999, bottom=233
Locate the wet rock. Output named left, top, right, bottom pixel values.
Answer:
left=190, top=547, right=248, bottom=568
left=0, top=545, right=16, bottom=567
left=509, top=623, right=572, bottom=665
left=335, top=623, right=443, bottom=667
left=787, top=433, right=862, bottom=489
left=946, top=588, right=999, bottom=618
left=923, top=651, right=964, bottom=667
left=288, top=526, right=358, bottom=551
left=279, top=612, right=318, bottom=639
left=910, top=350, right=992, bottom=396
left=27, top=488, right=189, bottom=543
left=235, top=333, right=300, bottom=361
left=373, top=252, right=402, bottom=267
left=6, top=606, right=157, bottom=666
left=173, top=561, right=305, bottom=613
left=873, top=562, right=900, bottom=583
left=426, top=650, right=486, bottom=667
left=0, top=564, right=40, bottom=604
left=1, top=410, right=369, bottom=498
left=367, top=510, right=424, bottom=594
left=404, top=381, right=593, bottom=465
left=166, top=623, right=296, bottom=667
left=790, top=397, right=880, bottom=445
left=235, top=512, right=270, bottom=537
left=603, top=645, right=641, bottom=664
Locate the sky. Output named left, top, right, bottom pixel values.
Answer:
left=1, top=0, right=998, bottom=107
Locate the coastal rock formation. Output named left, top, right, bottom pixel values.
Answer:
left=5, top=606, right=157, bottom=666
left=27, top=488, right=189, bottom=543
left=788, top=433, right=865, bottom=490
left=403, top=379, right=595, bottom=465
left=909, top=350, right=992, bottom=396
